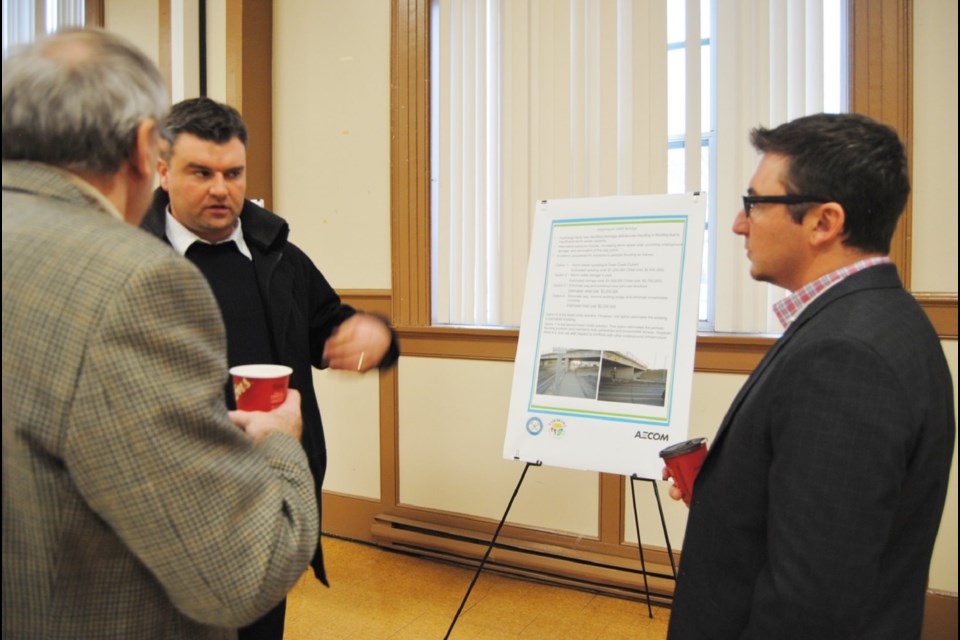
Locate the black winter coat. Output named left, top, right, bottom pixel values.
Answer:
left=142, top=189, right=399, bottom=584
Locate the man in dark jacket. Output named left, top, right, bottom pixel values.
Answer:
left=664, top=113, right=954, bottom=639
left=141, top=97, right=399, bottom=640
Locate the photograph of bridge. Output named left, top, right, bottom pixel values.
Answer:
left=536, top=348, right=667, bottom=407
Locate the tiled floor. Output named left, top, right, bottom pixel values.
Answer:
left=284, top=536, right=671, bottom=639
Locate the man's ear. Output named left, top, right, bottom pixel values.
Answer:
left=130, top=118, right=159, bottom=182
left=156, top=135, right=172, bottom=191
left=807, top=201, right=846, bottom=248
left=157, top=155, right=170, bottom=191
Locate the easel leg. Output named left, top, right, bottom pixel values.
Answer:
left=629, top=476, right=654, bottom=618
left=444, top=461, right=541, bottom=640
left=650, top=480, right=677, bottom=580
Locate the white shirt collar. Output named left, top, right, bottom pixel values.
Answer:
left=164, top=206, right=253, bottom=260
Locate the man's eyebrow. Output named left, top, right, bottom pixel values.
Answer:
left=184, top=162, right=245, bottom=172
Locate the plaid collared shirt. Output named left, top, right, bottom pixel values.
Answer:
left=772, top=256, right=892, bottom=329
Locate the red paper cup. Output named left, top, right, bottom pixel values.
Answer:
left=659, top=437, right=708, bottom=506
left=229, top=364, right=293, bottom=411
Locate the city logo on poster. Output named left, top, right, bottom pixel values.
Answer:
left=549, top=419, right=566, bottom=438
left=526, top=417, right=544, bottom=436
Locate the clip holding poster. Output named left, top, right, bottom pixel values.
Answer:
left=502, top=194, right=706, bottom=480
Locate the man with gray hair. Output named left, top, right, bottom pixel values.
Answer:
left=2, top=29, right=319, bottom=639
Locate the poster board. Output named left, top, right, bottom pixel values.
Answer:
left=503, top=194, right=706, bottom=479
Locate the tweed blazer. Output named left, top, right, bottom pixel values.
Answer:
left=668, top=264, right=955, bottom=640
left=2, top=161, right=319, bottom=639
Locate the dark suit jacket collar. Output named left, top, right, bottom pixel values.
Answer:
left=142, top=187, right=290, bottom=252
left=782, top=262, right=903, bottom=341
left=739, top=263, right=903, bottom=382
left=709, top=262, right=903, bottom=449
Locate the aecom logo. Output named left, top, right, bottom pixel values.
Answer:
left=634, top=431, right=669, bottom=441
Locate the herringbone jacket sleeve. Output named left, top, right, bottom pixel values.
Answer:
left=66, top=254, right=319, bottom=627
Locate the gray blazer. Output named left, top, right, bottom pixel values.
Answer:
left=2, top=161, right=318, bottom=639
left=668, top=263, right=955, bottom=640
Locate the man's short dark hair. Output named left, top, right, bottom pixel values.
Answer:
left=163, top=97, right=248, bottom=154
left=750, top=112, right=910, bottom=254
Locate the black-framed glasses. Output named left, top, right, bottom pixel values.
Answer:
left=742, top=194, right=831, bottom=218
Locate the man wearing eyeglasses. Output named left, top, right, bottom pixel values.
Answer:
left=665, top=113, right=955, bottom=640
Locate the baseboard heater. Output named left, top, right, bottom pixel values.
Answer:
left=371, top=513, right=677, bottom=606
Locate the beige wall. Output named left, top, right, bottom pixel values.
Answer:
left=912, top=0, right=959, bottom=293
left=103, top=0, right=958, bottom=594
left=933, top=343, right=959, bottom=591
left=273, top=0, right=392, bottom=290
left=314, top=368, right=381, bottom=499
left=104, top=0, right=159, bottom=66
left=204, top=0, right=228, bottom=104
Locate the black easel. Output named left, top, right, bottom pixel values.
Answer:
left=443, top=461, right=541, bottom=640
left=629, top=474, right=678, bottom=618
left=444, top=463, right=677, bottom=638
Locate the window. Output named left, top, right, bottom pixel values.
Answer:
left=666, top=0, right=712, bottom=325
left=430, top=0, right=846, bottom=334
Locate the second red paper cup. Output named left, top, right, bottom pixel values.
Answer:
left=659, top=437, right=708, bottom=506
left=230, top=364, right=293, bottom=411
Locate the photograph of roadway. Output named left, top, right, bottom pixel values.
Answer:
left=536, top=349, right=602, bottom=400
left=536, top=348, right=667, bottom=407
